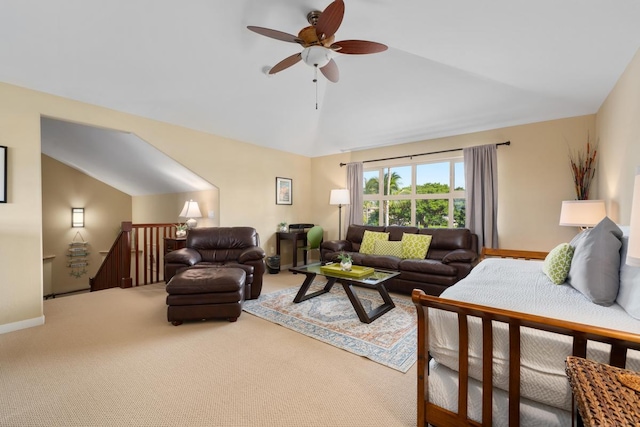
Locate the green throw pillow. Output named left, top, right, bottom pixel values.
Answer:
left=372, top=240, right=403, bottom=257
left=401, top=233, right=433, bottom=260
left=359, top=230, right=389, bottom=254
left=543, top=243, right=575, bottom=285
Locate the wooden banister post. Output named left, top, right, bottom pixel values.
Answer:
left=120, top=222, right=133, bottom=288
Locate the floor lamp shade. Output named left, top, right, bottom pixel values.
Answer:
left=330, top=189, right=350, bottom=240
left=179, top=200, right=202, bottom=229
left=559, top=200, right=606, bottom=228
left=330, top=189, right=350, bottom=206
left=628, top=167, right=640, bottom=266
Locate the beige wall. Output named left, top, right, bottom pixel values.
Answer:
left=41, top=154, right=132, bottom=295
left=1, top=49, right=636, bottom=331
left=596, top=48, right=640, bottom=223
left=0, top=82, right=311, bottom=332
left=0, top=95, right=43, bottom=331
left=133, top=189, right=219, bottom=228
left=312, top=115, right=596, bottom=251
left=307, top=152, right=352, bottom=244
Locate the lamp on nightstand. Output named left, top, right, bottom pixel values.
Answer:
left=559, top=200, right=606, bottom=230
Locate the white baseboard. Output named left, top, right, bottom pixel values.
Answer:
left=0, top=315, right=45, bottom=335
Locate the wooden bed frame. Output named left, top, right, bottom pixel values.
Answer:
left=412, top=248, right=640, bottom=427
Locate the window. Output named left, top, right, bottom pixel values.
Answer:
left=362, top=159, right=465, bottom=228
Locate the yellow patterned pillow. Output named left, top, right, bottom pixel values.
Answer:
left=359, top=230, right=390, bottom=254
left=372, top=240, right=403, bottom=257
left=401, top=233, right=433, bottom=259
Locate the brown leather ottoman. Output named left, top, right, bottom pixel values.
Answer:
left=166, top=267, right=246, bottom=325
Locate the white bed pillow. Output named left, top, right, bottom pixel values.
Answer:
left=566, top=216, right=623, bottom=306
left=617, top=235, right=640, bottom=320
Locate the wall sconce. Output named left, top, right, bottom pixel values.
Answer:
left=72, top=208, right=85, bottom=228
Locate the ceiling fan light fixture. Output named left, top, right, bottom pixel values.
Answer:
left=301, top=46, right=332, bottom=68
left=247, top=0, right=385, bottom=84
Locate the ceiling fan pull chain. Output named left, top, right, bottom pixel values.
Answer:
left=314, top=65, right=319, bottom=110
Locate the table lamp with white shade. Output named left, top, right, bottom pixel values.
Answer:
left=179, top=200, right=202, bottom=229
left=559, top=200, right=606, bottom=230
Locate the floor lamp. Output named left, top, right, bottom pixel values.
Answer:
left=330, top=189, right=350, bottom=240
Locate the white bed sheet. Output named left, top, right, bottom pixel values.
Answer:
left=428, top=359, right=570, bottom=427
left=429, top=258, right=640, bottom=411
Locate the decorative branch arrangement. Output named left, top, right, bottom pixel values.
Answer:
left=569, top=139, right=597, bottom=200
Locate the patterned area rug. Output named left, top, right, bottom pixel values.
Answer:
left=243, top=283, right=417, bottom=372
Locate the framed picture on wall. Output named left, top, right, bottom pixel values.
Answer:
left=0, top=146, right=6, bottom=203
left=276, top=177, right=292, bottom=205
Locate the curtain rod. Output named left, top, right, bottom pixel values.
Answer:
left=339, top=141, right=511, bottom=167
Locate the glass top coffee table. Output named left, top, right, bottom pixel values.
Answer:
left=289, top=263, right=400, bottom=324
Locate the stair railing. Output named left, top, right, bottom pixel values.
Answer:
left=90, top=221, right=178, bottom=291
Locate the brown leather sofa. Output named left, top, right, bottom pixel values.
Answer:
left=164, top=227, right=266, bottom=300
left=320, top=225, right=479, bottom=296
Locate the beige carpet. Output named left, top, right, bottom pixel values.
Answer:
left=0, top=271, right=416, bottom=426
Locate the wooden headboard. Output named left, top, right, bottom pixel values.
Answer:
left=480, top=247, right=548, bottom=261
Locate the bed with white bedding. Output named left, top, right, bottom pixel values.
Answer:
left=412, top=218, right=640, bottom=426
left=431, top=258, right=640, bottom=412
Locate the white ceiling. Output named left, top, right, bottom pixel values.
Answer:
left=3, top=1, right=640, bottom=160
left=40, top=118, right=215, bottom=196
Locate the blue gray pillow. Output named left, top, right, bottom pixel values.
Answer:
left=566, top=216, right=623, bottom=306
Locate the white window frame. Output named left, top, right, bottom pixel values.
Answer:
left=363, top=157, right=465, bottom=228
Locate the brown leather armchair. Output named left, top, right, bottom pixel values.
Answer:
left=164, top=227, right=266, bottom=300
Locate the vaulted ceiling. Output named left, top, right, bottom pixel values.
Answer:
left=3, top=1, right=640, bottom=160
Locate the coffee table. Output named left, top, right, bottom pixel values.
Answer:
left=289, top=263, right=400, bottom=323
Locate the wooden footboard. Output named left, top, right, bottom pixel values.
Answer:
left=412, top=289, right=640, bottom=427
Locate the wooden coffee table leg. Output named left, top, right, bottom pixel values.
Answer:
left=293, top=272, right=336, bottom=303
left=376, top=282, right=396, bottom=309
left=341, top=281, right=395, bottom=323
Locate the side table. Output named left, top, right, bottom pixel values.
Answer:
left=164, top=237, right=186, bottom=256
left=276, top=230, right=307, bottom=267
left=565, top=356, right=640, bottom=426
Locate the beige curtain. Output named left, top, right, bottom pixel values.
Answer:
left=464, top=144, right=498, bottom=250
left=345, top=162, right=363, bottom=227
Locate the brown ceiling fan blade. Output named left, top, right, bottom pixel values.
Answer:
left=320, top=59, right=339, bottom=83
left=269, top=53, right=302, bottom=75
left=315, top=0, right=344, bottom=40
left=247, top=26, right=302, bottom=44
left=331, top=40, right=388, bottom=54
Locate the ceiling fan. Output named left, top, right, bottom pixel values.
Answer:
left=247, top=0, right=387, bottom=83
